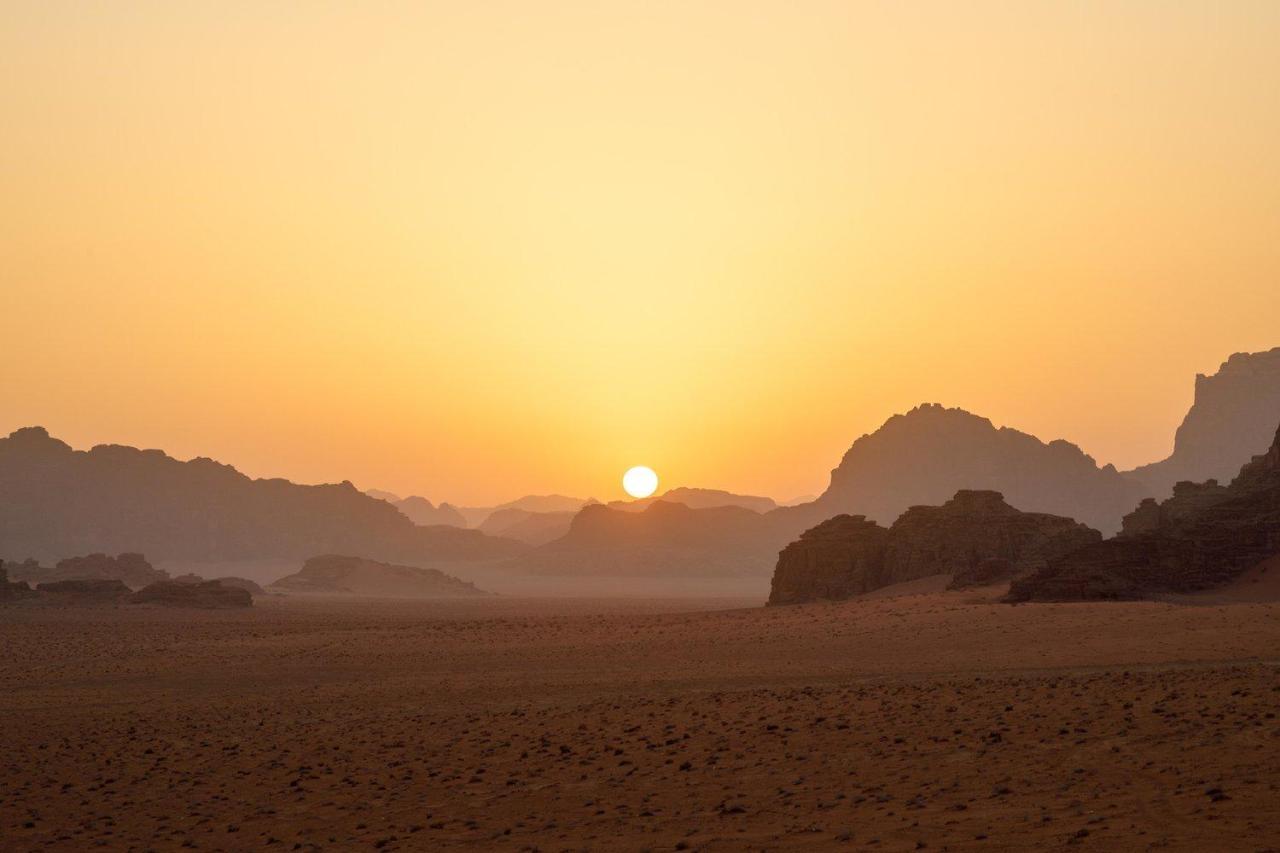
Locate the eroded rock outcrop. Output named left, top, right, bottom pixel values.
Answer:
left=0, top=566, right=34, bottom=601
left=269, top=554, right=491, bottom=598
left=1127, top=347, right=1280, bottom=498
left=1010, top=422, right=1280, bottom=601
left=35, top=579, right=132, bottom=602
left=7, top=552, right=168, bottom=589
left=768, top=491, right=1100, bottom=604
left=131, top=580, right=252, bottom=608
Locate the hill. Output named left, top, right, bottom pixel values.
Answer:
left=269, top=555, right=491, bottom=598
left=0, top=427, right=527, bottom=566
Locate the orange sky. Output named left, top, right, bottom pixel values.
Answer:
left=3, top=2, right=1279, bottom=505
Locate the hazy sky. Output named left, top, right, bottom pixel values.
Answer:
left=3, top=1, right=1279, bottom=505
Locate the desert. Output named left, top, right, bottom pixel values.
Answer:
left=3, top=573, right=1280, bottom=851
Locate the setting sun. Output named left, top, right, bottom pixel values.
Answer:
left=622, top=466, right=659, bottom=499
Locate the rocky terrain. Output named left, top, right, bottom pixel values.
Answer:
left=812, top=404, right=1146, bottom=535
left=5, top=552, right=168, bottom=589
left=269, top=554, right=492, bottom=598
left=1128, top=346, right=1280, bottom=497
left=130, top=579, right=253, bottom=608
left=770, top=490, right=1100, bottom=604
left=2, top=592, right=1278, bottom=850
left=1010, top=422, right=1280, bottom=601
left=0, top=427, right=527, bottom=567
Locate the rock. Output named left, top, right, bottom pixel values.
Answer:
left=769, top=515, right=889, bottom=604
left=814, top=404, right=1146, bottom=535
left=1009, top=422, right=1280, bottom=601
left=0, top=566, right=35, bottom=601
left=36, top=579, right=132, bottom=602
left=1127, top=347, right=1280, bottom=498
left=170, top=573, right=266, bottom=596
left=8, top=552, right=168, bottom=589
left=768, top=491, right=1101, bottom=604
left=269, top=554, right=492, bottom=598
left=130, top=580, right=252, bottom=608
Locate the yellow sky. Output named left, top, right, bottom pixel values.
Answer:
left=3, top=1, right=1279, bottom=505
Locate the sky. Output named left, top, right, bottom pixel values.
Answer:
left=2, top=1, right=1279, bottom=505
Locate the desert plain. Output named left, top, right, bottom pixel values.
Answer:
left=3, top=576, right=1280, bottom=852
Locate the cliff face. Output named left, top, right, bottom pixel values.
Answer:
left=769, top=515, right=889, bottom=604
left=1127, top=347, right=1280, bottom=498
left=0, top=427, right=527, bottom=566
left=768, top=491, right=1100, bottom=604
left=1010, top=422, right=1280, bottom=601
left=815, top=405, right=1145, bottom=535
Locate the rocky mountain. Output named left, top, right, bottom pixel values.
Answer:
left=391, top=496, right=468, bottom=528
left=0, top=427, right=527, bottom=566
left=478, top=508, right=578, bottom=546
left=607, top=487, right=778, bottom=514
left=769, top=491, right=1100, bottom=605
left=456, top=495, right=595, bottom=528
left=813, top=404, right=1146, bottom=535
left=1126, top=347, right=1280, bottom=498
left=269, top=554, right=491, bottom=598
left=512, top=501, right=789, bottom=577
left=1009, top=422, right=1280, bottom=602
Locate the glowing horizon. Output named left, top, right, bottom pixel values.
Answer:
left=3, top=2, right=1279, bottom=505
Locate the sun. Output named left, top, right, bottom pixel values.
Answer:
left=622, top=465, right=659, bottom=498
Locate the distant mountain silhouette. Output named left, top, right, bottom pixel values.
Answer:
left=1126, top=347, right=1280, bottom=498
left=363, top=490, right=469, bottom=527
left=511, top=501, right=787, bottom=577
left=478, top=508, right=578, bottom=546
left=607, top=487, right=778, bottom=514
left=456, top=495, right=596, bottom=528
left=0, top=427, right=527, bottom=566
left=813, top=404, right=1147, bottom=535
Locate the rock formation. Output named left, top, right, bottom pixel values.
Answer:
left=1127, top=347, right=1280, bottom=498
left=454, top=495, right=596, bottom=529
left=812, top=404, right=1146, bottom=536
left=0, top=566, right=34, bottom=601
left=269, top=554, right=491, bottom=598
left=1009, top=422, right=1280, bottom=601
left=768, top=491, right=1100, bottom=604
left=478, top=508, right=578, bottom=546
left=172, top=573, right=267, bottom=596
left=131, top=580, right=253, bottom=608
left=0, top=427, right=527, bottom=566
left=5, top=552, right=169, bottom=589
left=35, top=579, right=132, bottom=602
left=387, top=495, right=469, bottom=528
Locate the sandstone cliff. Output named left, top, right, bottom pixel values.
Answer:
left=768, top=491, right=1100, bottom=604
left=1127, top=347, right=1280, bottom=498
left=1009, top=422, right=1280, bottom=601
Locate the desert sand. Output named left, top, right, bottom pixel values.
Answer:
left=3, top=584, right=1279, bottom=851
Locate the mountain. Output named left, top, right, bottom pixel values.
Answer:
left=456, top=495, right=596, bottom=528
left=511, top=501, right=787, bottom=577
left=814, top=404, right=1147, bottom=535
left=0, top=427, right=528, bottom=566
left=1126, top=347, right=1280, bottom=498
left=269, top=554, right=491, bottom=598
left=393, top=496, right=468, bottom=528
left=1009, top=421, right=1280, bottom=602
left=478, top=508, right=578, bottom=546
left=768, top=491, right=1100, bottom=605
left=607, top=487, right=778, bottom=514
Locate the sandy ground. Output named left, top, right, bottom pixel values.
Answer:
left=3, top=585, right=1280, bottom=852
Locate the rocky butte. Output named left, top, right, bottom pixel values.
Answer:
left=1009, top=421, right=1280, bottom=602
left=769, top=490, right=1100, bottom=605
